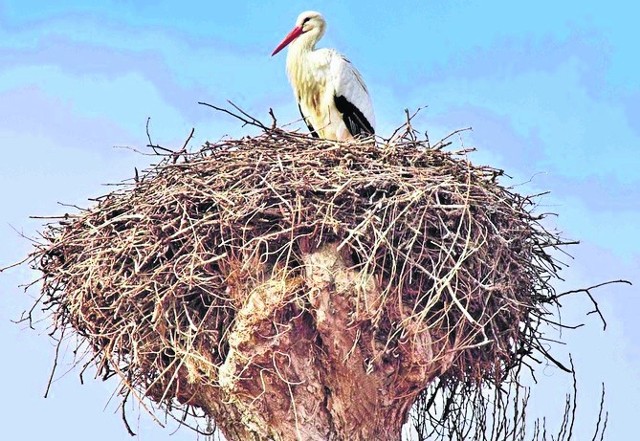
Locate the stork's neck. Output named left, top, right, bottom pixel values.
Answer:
left=286, top=33, right=323, bottom=97
left=286, top=33, right=317, bottom=68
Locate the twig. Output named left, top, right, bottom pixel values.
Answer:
left=172, top=127, right=196, bottom=164
left=553, top=279, right=631, bottom=330
left=198, top=100, right=269, bottom=130
left=44, top=327, right=65, bottom=398
left=145, top=116, right=175, bottom=155
left=431, top=127, right=473, bottom=150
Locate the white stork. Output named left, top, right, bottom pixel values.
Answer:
left=272, top=11, right=375, bottom=141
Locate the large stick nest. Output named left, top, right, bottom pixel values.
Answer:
left=30, top=125, right=569, bottom=435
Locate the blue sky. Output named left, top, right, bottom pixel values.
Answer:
left=1, top=1, right=638, bottom=439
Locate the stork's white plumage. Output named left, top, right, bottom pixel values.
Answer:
left=272, top=11, right=375, bottom=141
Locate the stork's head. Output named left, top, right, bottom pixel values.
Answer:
left=271, top=11, right=326, bottom=56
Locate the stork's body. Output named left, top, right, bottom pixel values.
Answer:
left=272, top=11, right=375, bottom=141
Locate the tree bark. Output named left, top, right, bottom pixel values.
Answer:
left=182, top=243, right=444, bottom=440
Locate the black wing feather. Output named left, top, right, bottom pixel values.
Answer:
left=334, top=95, right=374, bottom=138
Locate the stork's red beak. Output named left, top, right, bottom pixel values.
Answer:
left=271, top=26, right=303, bottom=56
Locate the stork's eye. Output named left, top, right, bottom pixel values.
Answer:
left=302, top=17, right=311, bottom=25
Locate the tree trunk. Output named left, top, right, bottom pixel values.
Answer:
left=181, top=243, right=444, bottom=441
